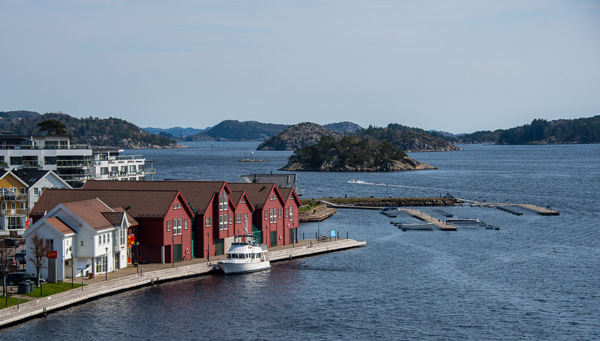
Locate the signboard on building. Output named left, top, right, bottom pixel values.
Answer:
left=77, top=259, right=91, bottom=271
left=46, top=250, right=58, bottom=258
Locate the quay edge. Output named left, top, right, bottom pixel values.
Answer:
left=0, top=238, right=365, bottom=328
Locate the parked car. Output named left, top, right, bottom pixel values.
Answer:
left=15, top=250, right=26, bottom=264
left=2, top=238, right=20, bottom=248
left=5, top=272, right=42, bottom=286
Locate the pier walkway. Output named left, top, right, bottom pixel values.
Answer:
left=0, top=238, right=365, bottom=328
left=457, top=199, right=560, bottom=215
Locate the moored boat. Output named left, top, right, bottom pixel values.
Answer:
left=218, top=235, right=271, bottom=275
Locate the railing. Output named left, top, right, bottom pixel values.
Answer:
left=1, top=208, right=28, bottom=216
left=0, top=194, right=27, bottom=202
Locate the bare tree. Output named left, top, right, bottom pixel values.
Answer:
left=28, top=233, right=47, bottom=286
left=0, top=243, right=15, bottom=296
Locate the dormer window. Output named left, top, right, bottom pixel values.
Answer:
left=219, top=192, right=228, bottom=211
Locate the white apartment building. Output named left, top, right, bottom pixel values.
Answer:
left=0, top=135, right=155, bottom=188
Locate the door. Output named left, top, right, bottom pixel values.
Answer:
left=215, top=239, right=224, bottom=256
left=252, top=225, right=262, bottom=244
left=270, top=231, right=277, bottom=247
left=174, top=244, right=182, bottom=262
left=289, top=228, right=295, bottom=244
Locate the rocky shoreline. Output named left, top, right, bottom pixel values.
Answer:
left=280, top=156, right=436, bottom=172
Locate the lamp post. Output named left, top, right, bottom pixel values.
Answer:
left=171, top=237, right=174, bottom=268
left=69, top=246, right=73, bottom=288
left=207, top=232, right=210, bottom=262
left=105, top=247, right=108, bottom=281
left=135, top=241, right=140, bottom=273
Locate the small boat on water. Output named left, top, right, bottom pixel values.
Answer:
left=380, top=207, right=402, bottom=217
left=218, top=235, right=271, bottom=275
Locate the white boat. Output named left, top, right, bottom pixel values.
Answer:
left=218, top=235, right=271, bottom=275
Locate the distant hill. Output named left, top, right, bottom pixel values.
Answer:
left=459, top=116, right=600, bottom=144
left=184, top=120, right=289, bottom=141
left=0, top=110, right=40, bottom=120
left=0, top=111, right=177, bottom=148
left=280, top=135, right=435, bottom=172
left=144, top=126, right=208, bottom=138
left=257, top=122, right=341, bottom=151
left=324, top=121, right=363, bottom=134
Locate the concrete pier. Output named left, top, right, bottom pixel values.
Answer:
left=0, top=238, right=364, bottom=328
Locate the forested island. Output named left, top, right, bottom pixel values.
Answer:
left=280, top=135, right=436, bottom=172
left=458, top=116, right=600, bottom=144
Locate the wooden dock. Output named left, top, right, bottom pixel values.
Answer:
left=400, top=208, right=457, bottom=231
left=457, top=199, right=560, bottom=216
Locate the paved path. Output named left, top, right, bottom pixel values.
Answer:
left=0, top=238, right=365, bottom=328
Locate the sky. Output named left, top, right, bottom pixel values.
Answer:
left=1, top=0, right=599, bottom=134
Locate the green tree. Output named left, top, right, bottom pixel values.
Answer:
left=37, top=119, right=67, bottom=136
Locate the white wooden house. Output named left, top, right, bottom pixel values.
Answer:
left=22, top=198, right=137, bottom=282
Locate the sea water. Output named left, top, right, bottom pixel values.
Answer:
left=4, top=143, right=599, bottom=340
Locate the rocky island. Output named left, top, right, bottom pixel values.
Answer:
left=280, top=135, right=436, bottom=172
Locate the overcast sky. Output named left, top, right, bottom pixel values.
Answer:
left=1, top=0, right=599, bottom=133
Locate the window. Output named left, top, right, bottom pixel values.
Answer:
left=175, top=218, right=182, bottom=235
left=46, top=239, right=54, bottom=251
left=107, top=234, right=110, bottom=243
left=167, top=221, right=171, bottom=232
left=184, top=219, right=188, bottom=230
left=20, top=187, right=26, bottom=195
left=219, top=191, right=228, bottom=211
left=278, top=209, right=282, bottom=219
left=103, top=235, right=106, bottom=244
left=120, top=229, right=126, bottom=245
left=289, top=207, right=293, bottom=221
left=219, top=215, right=224, bottom=230
left=129, top=165, right=136, bottom=173
left=264, top=210, right=268, bottom=220
left=101, top=167, right=109, bottom=175
left=240, top=198, right=246, bottom=204
left=229, top=215, right=233, bottom=226
left=81, top=240, right=84, bottom=247
left=98, top=236, right=101, bottom=245
left=33, top=188, right=39, bottom=195
left=236, top=214, right=241, bottom=224
left=244, top=213, right=248, bottom=224
left=205, top=217, right=211, bottom=227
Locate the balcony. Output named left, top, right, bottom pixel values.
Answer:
left=1, top=208, right=28, bottom=216
left=1, top=194, right=27, bottom=202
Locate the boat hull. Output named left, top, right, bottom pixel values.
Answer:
left=218, top=261, right=271, bottom=275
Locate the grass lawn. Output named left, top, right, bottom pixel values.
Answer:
left=0, top=296, right=30, bottom=309
left=24, top=282, right=84, bottom=298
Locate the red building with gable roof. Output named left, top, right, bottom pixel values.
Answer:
left=29, top=189, right=195, bottom=264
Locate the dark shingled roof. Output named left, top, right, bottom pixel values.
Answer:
left=31, top=189, right=181, bottom=220
left=82, top=180, right=226, bottom=214
left=227, top=183, right=280, bottom=209
left=11, top=169, right=51, bottom=186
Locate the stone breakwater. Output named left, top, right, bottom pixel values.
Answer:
left=303, top=197, right=458, bottom=208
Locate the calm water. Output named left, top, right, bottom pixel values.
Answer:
left=4, top=143, right=599, bottom=340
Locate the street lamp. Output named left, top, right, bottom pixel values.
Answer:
left=69, top=246, right=73, bottom=288
left=171, top=237, right=174, bottom=268
left=206, top=232, right=210, bottom=262
left=105, top=246, right=108, bottom=281
left=135, top=241, right=140, bottom=273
